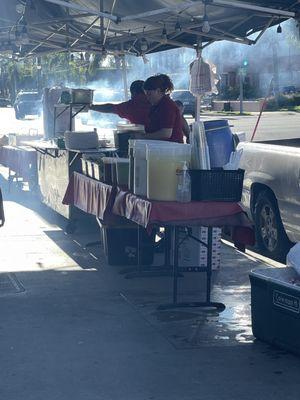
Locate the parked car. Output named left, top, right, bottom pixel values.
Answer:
left=171, top=90, right=196, bottom=117
left=0, top=97, right=11, bottom=107
left=171, top=90, right=212, bottom=116
left=282, top=86, right=297, bottom=95
left=14, top=91, right=42, bottom=119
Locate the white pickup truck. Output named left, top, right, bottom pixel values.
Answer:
left=238, top=139, right=300, bottom=260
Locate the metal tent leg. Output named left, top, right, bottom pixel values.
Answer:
left=158, top=226, right=225, bottom=312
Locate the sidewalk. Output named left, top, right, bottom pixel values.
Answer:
left=1, top=170, right=300, bottom=400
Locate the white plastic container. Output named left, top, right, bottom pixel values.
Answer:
left=132, top=140, right=171, bottom=197
left=115, top=158, right=130, bottom=186
left=287, top=243, right=300, bottom=276
left=176, top=161, right=191, bottom=202
left=64, top=130, right=98, bottom=150
left=133, top=142, right=148, bottom=196
left=147, top=144, right=191, bottom=201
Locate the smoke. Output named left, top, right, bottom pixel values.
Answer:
left=202, top=19, right=300, bottom=95
left=42, top=18, right=300, bottom=135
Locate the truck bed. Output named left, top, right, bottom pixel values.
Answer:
left=256, top=138, right=300, bottom=147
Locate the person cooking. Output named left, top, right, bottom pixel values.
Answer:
left=137, top=74, right=183, bottom=143
left=89, top=80, right=151, bottom=125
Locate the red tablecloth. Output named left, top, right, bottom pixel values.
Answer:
left=0, top=145, right=37, bottom=181
left=112, top=188, right=254, bottom=246
left=63, top=173, right=255, bottom=246
left=62, top=172, right=118, bottom=223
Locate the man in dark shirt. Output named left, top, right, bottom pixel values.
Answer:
left=174, top=100, right=190, bottom=143
left=137, top=74, right=184, bottom=143
left=89, top=80, right=151, bottom=125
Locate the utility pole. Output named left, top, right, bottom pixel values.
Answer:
left=272, top=42, right=280, bottom=102
left=239, top=68, right=244, bottom=115
left=239, top=59, right=248, bottom=115
left=0, top=63, right=3, bottom=96
left=36, top=57, right=42, bottom=94
left=121, top=54, right=129, bottom=101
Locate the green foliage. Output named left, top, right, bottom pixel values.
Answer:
left=218, top=79, right=260, bottom=100
left=219, top=86, right=239, bottom=100
left=0, top=51, right=121, bottom=95
left=265, top=94, right=300, bottom=110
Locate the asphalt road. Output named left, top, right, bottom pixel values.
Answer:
left=200, top=110, right=300, bottom=142
left=0, top=106, right=43, bottom=137
left=0, top=106, right=299, bottom=142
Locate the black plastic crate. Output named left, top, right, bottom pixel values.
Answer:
left=101, top=224, right=154, bottom=266
left=190, top=168, right=244, bottom=202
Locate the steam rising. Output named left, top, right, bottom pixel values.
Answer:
left=61, top=18, right=300, bottom=135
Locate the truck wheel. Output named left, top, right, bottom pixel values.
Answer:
left=254, top=190, right=290, bottom=261
left=15, top=111, right=24, bottom=120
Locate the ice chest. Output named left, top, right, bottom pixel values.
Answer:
left=250, top=267, right=300, bottom=355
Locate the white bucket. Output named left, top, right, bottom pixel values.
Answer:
left=146, top=144, right=191, bottom=201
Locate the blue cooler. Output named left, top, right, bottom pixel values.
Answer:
left=204, top=120, right=234, bottom=168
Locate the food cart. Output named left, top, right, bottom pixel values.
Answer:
left=0, top=0, right=297, bottom=346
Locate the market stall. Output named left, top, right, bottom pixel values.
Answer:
left=27, top=139, right=116, bottom=231
left=0, top=145, right=37, bottom=190
left=63, top=171, right=254, bottom=310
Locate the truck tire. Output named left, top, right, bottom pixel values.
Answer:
left=254, top=190, right=290, bottom=261
left=15, top=111, right=24, bottom=120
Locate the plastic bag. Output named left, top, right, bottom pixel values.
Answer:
left=286, top=243, right=300, bottom=276
left=189, top=57, right=219, bottom=96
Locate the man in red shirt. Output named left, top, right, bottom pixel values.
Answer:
left=89, top=80, right=151, bottom=126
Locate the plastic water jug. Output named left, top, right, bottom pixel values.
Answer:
left=204, top=120, right=234, bottom=168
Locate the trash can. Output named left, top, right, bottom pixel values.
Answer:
left=249, top=267, right=300, bottom=355
left=223, top=102, right=231, bottom=112
left=101, top=222, right=154, bottom=266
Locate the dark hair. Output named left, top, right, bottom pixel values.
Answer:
left=130, top=80, right=145, bottom=95
left=143, top=74, right=174, bottom=94
left=174, top=100, right=183, bottom=108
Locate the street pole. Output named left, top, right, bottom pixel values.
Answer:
left=121, top=54, right=129, bottom=101
left=37, top=57, right=42, bottom=94
left=0, top=64, right=3, bottom=96
left=239, top=68, right=244, bottom=115
left=272, top=42, right=280, bottom=106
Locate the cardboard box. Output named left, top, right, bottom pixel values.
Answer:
left=178, top=227, right=221, bottom=270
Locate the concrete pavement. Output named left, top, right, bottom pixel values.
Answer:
left=1, top=169, right=300, bottom=400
